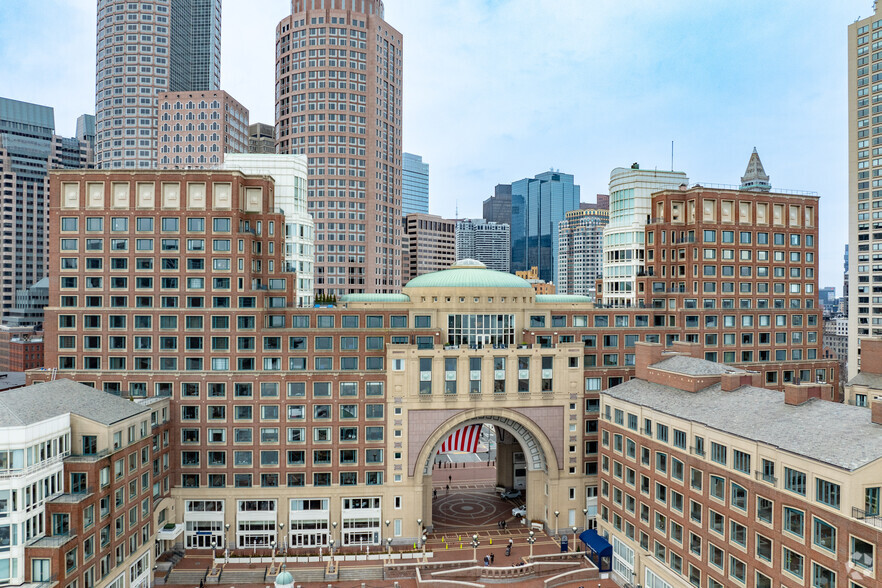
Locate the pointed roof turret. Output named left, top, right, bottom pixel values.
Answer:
left=740, top=147, right=771, bottom=192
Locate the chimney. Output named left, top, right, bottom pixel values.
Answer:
left=635, top=342, right=664, bottom=380
left=872, top=400, right=882, bottom=426
left=720, top=372, right=762, bottom=392
left=784, top=382, right=833, bottom=406
left=670, top=341, right=702, bottom=357
left=861, top=338, right=882, bottom=375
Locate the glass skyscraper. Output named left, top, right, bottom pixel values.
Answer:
left=402, top=152, right=429, bottom=215
left=509, top=171, right=580, bottom=284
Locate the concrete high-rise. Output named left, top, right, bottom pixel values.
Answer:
left=601, top=165, right=688, bottom=306
left=455, top=218, right=510, bottom=272
left=94, top=0, right=222, bottom=169
left=848, top=12, right=882, bottom=378
left=402, top=213, right=455, bottom=283
left=557, top=202, right=609, bottom=297
left=222, top=153, right=315, bottom=307
left=402, top=152, right=429, bottom=215
left=482, top=183, right=513, bottom=226
left=509, top=171, right=580, bottom=284
left=0, top=97, right=88, bottom=319
left=275, top=0, right=403, bottom=296
left=157, top=90, right=248, bottom=167
left=248, top=123, right=276, bottom=154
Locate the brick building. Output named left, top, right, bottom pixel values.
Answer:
left=598, top=342, right=882, bottom=588
left=30, top=169, right=837, bottom=575
left=0, top=379, right=170, bottom=588
left=635, top=186, right=827, bottom=388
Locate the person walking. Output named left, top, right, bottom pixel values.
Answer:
left=490, top=553, right=495, bottom=564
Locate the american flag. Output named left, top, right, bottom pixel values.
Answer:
left=438, top=424, right=482, bottom=454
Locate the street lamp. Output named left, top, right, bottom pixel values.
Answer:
left=416, top=518, right=422, bottom=535
left=527, top=530, right=536, bottom=559
left=553, top=511, right=560, bottom=536
left=210, top=538, right=217, bottom=562
left=421, top=533, right=427, bottom=560
left=279, top=523, right=286, bottom=560
left=331, top=521, right=338, bottom=546
left=572, top=527, right=578, bottom=552
left=329, top=538, right=336, bottom=559
left=270, top=540, right=276, bottom=566
left=224, top=523, right=231, bottom=554
left=386, top=537, right=392, bottom=556
left=582, top=508, right=588, bottom=530
left=470, top=533, right=480, bottom=562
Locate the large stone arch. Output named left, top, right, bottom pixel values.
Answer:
left=409, top=407, right=563, bottom=530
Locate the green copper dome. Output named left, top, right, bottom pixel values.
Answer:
left=274, top=571, right=294, bottom=586
left=404, top=259, right=532, bottom=289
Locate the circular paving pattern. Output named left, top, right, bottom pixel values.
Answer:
left=433, top=488, right=521, bottom=530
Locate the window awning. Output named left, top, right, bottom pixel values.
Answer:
left=579, top=529, right=612, bottom=558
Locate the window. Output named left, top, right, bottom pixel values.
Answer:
left=812, top=517, right=836, bottom=553
left=783, top=547, right=804, bottom=579
left=852, top=536, right=874, bottom=571
left=756, top=496, right=772, bottom=523
left=732, top=449, right=750, bottom=474
left=816, top=478, right=840, bottom=509
left=784, top=467, right=806, bottom=495
left=710, top=442, right=727, bottom=465
left=784, top=507, right=804, bottom=537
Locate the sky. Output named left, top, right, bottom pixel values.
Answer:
left=0, top=0, right=870, bottom=288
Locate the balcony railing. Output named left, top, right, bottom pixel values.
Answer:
left=853, top=506, right=882, bottom=528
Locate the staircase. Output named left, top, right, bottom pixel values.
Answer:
left=163, top=569, right=206, bottom=585
left=339, top=566, right=384, bottom=581
left=213, top=569, right=266, bottom=584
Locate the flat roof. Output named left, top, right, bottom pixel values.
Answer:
left=604, top=379, right=882, bottom=471
left=651, top=354, right=747, bottom=377
left=0, top=379, right=148, bottom=427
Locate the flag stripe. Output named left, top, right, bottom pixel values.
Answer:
left=438, top=424, right=482, bottom=454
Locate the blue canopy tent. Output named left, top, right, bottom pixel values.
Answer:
left=579, top=529, right=612, bottom=572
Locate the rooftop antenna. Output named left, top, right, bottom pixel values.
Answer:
left=671, top=140, right=674, bottom=171
left=455, top=199, right=459, bottom=220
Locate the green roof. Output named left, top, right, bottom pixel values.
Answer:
left=338, top=293, right=410, bottom=303
left=274, top=571, right=294, bottom=585
left=535, top=294, right=593, bottom=303
left=404, top=259, right=532, bottom=290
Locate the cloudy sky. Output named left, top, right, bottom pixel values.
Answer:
left=0, top=0, right=868, bottom=287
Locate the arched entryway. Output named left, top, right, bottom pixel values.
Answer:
left=410, top=408, right=561, bottom=532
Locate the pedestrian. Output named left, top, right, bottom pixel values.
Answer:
left=448, top=475, right=452, bottom=484
left=199, top=580, right=204, bottom=588
left=490, top=553, right=495, bottom=564
left=433, top=488, right=437, bottom=499
left=484, top=555, right=489, bottom=566
left=445, top=484, right=450, bottom=494
left=502, top=519, right=506, bottom=530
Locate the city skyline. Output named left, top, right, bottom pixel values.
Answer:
left=0, top=0, right=863, bottom=288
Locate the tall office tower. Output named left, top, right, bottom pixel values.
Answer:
left=601, top=165, right=688, bottom=307
left=157, top=90, right=248, bottom=167
left=849, top=12, right=882, bottom=378
left=94, top=0, right=222, bottom=169
left=248, top=123, right=276, bottom=154
left=455, top=218, right=510, bottom=272
left=275, top=0, right=404, bottom=296
left=223, top=153, right=315, bottom=307
left=170, top=0, right=222, bottom=92
left=842, top=244, right=850, bottom=316
left=508, top=171, right=580, bottom=284
left=482, top=183, right=512, bottom=225
left=557, top=204, right=609, bottom=297
left=0, top=97, right=88, bottom=319
left=402, top=152, right=429, bottom=215
left=76, top=114, right=96, bottom=166
left=401, top=213, right=455, bottom=283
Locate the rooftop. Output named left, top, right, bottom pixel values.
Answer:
left=0, top=379, right=148, bottom=427
left=651, top=354, right=747, bottom=377
left=604, top=379, right=882, bottom=471
left=0, top=372, right=27, bottom=392
left=338, top=293, right=410, bottom=303
left=404, top=259, right=532, bottom=290
left=848, top=372, right=882, bottom=390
